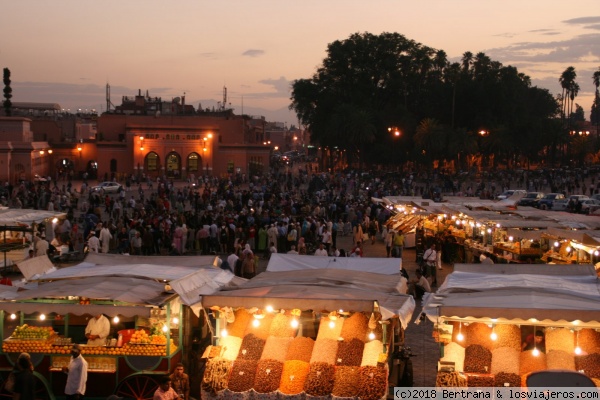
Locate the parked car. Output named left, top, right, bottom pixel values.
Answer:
left=33, top=174, right=48, bottom=182
left=517, top=192, right=544, bottom=207
left=91, top=181, right=123, bottom=193
left=535, top=193, right=566, bottom=210
left=580, top=199, right=600, bottom=214
left=497, top=189, right=527, bottom=200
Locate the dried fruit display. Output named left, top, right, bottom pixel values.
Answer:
left=546, top=350, right=575, bottom=371
left=441, top=342, right=466, bottom=373
left=201, top=358, right=231, bottom=394
left=332, top=366, right=360, bottom=397
left=286, top=337, right=315, bottom=362
left=303, top=362, right=335, bottom=396
left=309, top=339, right=338, bottom=365
left=578, top=329, right=600, bottom=354
left=254, top=359, right=284, bottom=393
left=316, top=317, right=343, bottom=341
left=490, top=347, right=520, bottom=375
left=491, top=325, right=521, bottom=351
left=464, top=345, right=492, bottom=373
left=220, top=336, right=242, bottom=361
left=228, top=309, right=252, bottom=338
left=261, top=336, right=293, bottom=362
left=519, top=350, right=547, bottom=375
left=340, top=312, right=369, bottom=342
left=244, top=313, right=274, bottom=340
left=279, top=360, right=310, bottom=395
left=436, top=372, right=467, bottom=387
left=466, top=373, right=494, bottom=387
left=576, top=353, right=600, bottom=379
left=361, top=340, right=384, bottom=367
left=545, top=328, right=574, bottom=353
left=227, top=360, right=258, bottom=392
left=237, top=333, right=265, bottom=360
left=356, top=366, right=387, bottom=400
left=494, top=372, right=520, bottom=387
left=269, top=313, right=297, bottom=337
left=465, top=323, right=493, bottom=351
left=335, top=338, right=365, bottom=366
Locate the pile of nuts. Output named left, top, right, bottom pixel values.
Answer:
left=227, top=360, right=257, bottom=392
left=279, top=360, right=310, bottom=395
left=464, top=345, right=492, bottom=373
left=253, top=359, right=283, bottom=393
left=303, top=362, right=335, bottom=396
left=286, top=337, right=314, bottom=363
left=341, top=313, right=369, bottom=342
left=356, top=366, right=387, bottom=400
left=309, top=339, right=338, bottom=365
left=335, top=338, right=365, bottom=366
left=237, top=333, right=265, bottom=360
left=494, top=372, right=521, bottom=387
left=332, top=366, right=360, bottom=397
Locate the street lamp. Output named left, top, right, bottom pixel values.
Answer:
left=388, top=127, right=401, bottom=137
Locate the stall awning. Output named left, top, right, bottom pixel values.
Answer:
left=423, top=264, right=600, bottom=327
left=0, top=302, right=152, bottom=318
left=12, top=276, right=171, bottom=305
left=266, top=254, right=401, bottom=274
left=83, top=253, right=220, bottom=267
left=546, top=227, right=600, bottom=246
left=17, top=255, right=55, bottom=280
left=0, top=209, right=66, bottom=225
left=169, top=269, right=246, bottom=306
left=32, top=262, right=219, bottom=282
left=204, top=269, right=415, bottom=328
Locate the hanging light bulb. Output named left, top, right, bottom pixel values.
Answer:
left=456, top=322, right=464, bottom=342
left=265, top=305, right=274, bottom=313
left=162, top=325, right=168, bottom=333
left=575, top=331, right=581, bottom=355
left=554, top=241, right=560, bottom=248
left=368, top=332, right=375, bottom=341
left=290, top=319, right=299, bottom=329
left=113, top=316, right=120, bottom=324
left=253, top=319, right=260, bottom=327
left=490, top=327, right=498, bottom=341
left=39, top=314, right=46, bottom=321
left=221, top=329, right=229, bottom=337
left=9, top=313, right=16, bottom=320
left=172, top=317, right=179, bottom=325
left=532, top=348, right=540, bottom=357
left=329, top=320, right=335, bottom=329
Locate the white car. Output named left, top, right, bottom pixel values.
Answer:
left=34, top=174, right=48, bottom=182
left=91, top=181, right=123, bottom=193
left=580, top=199, right=600, bottom=214
left=497, top=190, right=526, bottom=200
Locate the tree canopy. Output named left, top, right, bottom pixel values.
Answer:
left=290, top=32, right=560, bottom=169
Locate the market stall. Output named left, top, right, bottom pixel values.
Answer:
left=0, top=259, right=243, bottom=400
left=423, top=264, right=600, bottom=387
left=540, top=227, right=600, bottom=266
left=199, top=264, right=415, bottom=399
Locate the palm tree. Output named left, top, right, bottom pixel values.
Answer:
left=461, top=51, right=473, bottom=73
left=592, top=67, right=600, bottom=143
left=559, top=66, right=576, bottom=124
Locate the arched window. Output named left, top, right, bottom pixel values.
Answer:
left=187, top=152, right=201, bottom=172
left=166, top=152, right=181, bottom=178
left=145, top=152, right=159, bottom=171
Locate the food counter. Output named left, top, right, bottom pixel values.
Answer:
left=201, top=306, right=392, bottom=400
left=424, top=264, right=600, bottom=388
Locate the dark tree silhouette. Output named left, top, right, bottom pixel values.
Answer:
left=3, top=68, right=12, bottom=116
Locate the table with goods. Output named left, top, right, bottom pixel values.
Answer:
left=0, top=302, right=182, bottom=400
left=201, top=306, right=398, bottom=400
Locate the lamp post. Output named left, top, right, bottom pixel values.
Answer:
left=478, top=130, right=489, bottom=170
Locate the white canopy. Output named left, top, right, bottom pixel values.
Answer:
left=16, top=255, right=55, bottom=280
left=266, top=253, right=401, bottom=274
left=83, top=253, right=220, bottom=267
left=203, top=269, right=415, bottom=328
left=423, top=264, right=600, bottom=327
left=0, top=209, right=66, bottom=225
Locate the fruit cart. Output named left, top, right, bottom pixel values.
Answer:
left=0, top=255, right=240, bottom=400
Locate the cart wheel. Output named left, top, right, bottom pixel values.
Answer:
left=115, top=375, right=159, bottom=400
left=0, top=372, right=51, bottom=400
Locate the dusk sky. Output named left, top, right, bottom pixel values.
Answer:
left=2, top=1, right=599, bottom=126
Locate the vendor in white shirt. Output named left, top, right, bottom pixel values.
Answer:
left=85, top=314, right=110, bottom=346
